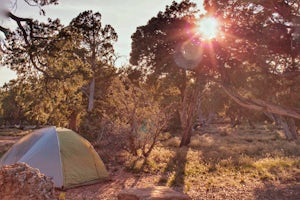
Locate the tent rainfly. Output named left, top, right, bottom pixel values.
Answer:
left=0, top=126, right=108, bottom=189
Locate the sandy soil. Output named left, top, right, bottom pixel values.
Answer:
left=0, top=136, right=20, bottom=146
left=1, top=131, right=299, bottom=200
left=63, top=167, right=300, bottom=200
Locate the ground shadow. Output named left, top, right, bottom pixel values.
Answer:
left=158, top=146, right=188, bottom=191
left=253, top=180, right=300, bottom=200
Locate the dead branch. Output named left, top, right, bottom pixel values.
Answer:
left=220, top=84, right=300, bottom=120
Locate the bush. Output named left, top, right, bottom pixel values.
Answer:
left=165, top=137, right=181, bottom=147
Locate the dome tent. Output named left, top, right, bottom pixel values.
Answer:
left=0, top=127, right=108, bottom=189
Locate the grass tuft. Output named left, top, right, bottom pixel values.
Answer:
left=109, top=123, right=300, bottom=192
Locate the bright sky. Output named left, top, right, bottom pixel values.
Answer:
left=0, top=0, right=204, bottom=86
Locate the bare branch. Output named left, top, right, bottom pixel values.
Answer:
left=81, top=86, right=89, bottom=97
left=24, top=0, right=40, bottom=7
left=220, top=84, right=300, bottom=120
left=6, top=11, right=33, bottom=45
left=0, top=26, right=9, bottom=35
left=28, top=54, right=48, bottom=74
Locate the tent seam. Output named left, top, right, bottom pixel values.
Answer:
left=55, top=127, right=65, bottom=188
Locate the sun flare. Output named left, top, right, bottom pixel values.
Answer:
left=197, top=17, right=219, bottom=40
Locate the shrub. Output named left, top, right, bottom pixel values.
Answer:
left=165, top=137, right=181, bottom=147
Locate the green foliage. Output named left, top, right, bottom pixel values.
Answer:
left=70, top=10, right=118, bottom=67
left=130, top=0, right=200, bottom=85
left=1, top=10, right=118, bottom=128
left=130, top=1, right=215, bottom=146
left=102, top=74, right=171, bottom=157
left=204, top=0, right=300, bottom=116
left=131, top=0, right=300, bottom=132
left=1, top=27, right=90, bottom=126
left=0, top=86, right=26, bottom=125
left=79, top=64, right=117, bottom=139
left=4, top=18, right=64, bottom=74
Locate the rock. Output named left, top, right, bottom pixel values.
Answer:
left=0, top=163, right=57, bottom=200
left=118, top=186, right=191, bottom=200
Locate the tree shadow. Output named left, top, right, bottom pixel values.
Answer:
left=253, top=181, right=300, bottom=200
left=158, top=146, right=188, bottom=192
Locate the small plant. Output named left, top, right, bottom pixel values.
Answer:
left=184, top=181, right=191, bottom=193
left=158, top=132, right=172, bottom=141
left=165, top=137, right=181, bottom=147
left=104, top=76, right=173, bottom=159
left=58, top=192, right=66, bottom=200
left=220, top=131, right=228, bottom=136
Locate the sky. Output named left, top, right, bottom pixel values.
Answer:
left=0, top=0, right=204, bottom=86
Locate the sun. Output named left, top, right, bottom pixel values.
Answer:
left=197, top=17, right=220, bottom=40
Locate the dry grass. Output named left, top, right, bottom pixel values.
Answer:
left=1, top=125, right=299, bottom=199
left=56, top=123, right=300, bottom=199
left=124, top=123, right=300, bottom=191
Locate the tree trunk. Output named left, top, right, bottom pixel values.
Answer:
left=278, top=116, right=298, bottom=141
left=180, top=123, right=193, bottom=147
left=179, top=76, right=202, bottom=146
left=206, top=112, right=216, bottom=125
left=88, top=77, right=95, bottom=112
left=128, top=134, right=138, bottom=156
left=248, top=119, right=256, bottom=129
left=195, top=97, right=205, bottom=125
left=273, top=114, right=281, bottom=127
left=287, top=118, right=298, bottom=140
left=264, top=112, right=280, bottom=126
left=69, top=111, right=78, bottom=131
left=128, top=109, right=138, bottom=156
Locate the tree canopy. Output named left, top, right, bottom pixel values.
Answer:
left=130, top=0, right=300, bottom=118
left=202, top=0, right=300, bottom=119
left=130, top=0, right=300, bottom=143
left=1, top=6, right=118, bottom=130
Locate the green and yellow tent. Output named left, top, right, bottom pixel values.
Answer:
left=0, top=127, right=108, bottom=189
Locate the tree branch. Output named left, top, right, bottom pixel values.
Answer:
left=220, top=83, right=300, bottom=120
left=0, top=26, right=9, bottom=35
left=81, top=86, right=89, bottom=98
left=5, top=12, right=51, bottom=75
left=6, top=11, right=33, bottom=45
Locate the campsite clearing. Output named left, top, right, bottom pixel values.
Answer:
left=1, top=124, right=300, bottom=200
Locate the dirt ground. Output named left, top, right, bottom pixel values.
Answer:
left=0, top=136, right=20, bottom=146
left=64, top=166, right=300, bottom=200
left=0, top=135, right=21, bottom=157
left=1, top=128, right=300, bottom=200
left=0, top=128, right=27, bottom=149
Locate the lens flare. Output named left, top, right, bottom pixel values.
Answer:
left=197, top=17, right=219, bottom=40
left=174, top=40, right=203, bottom=69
